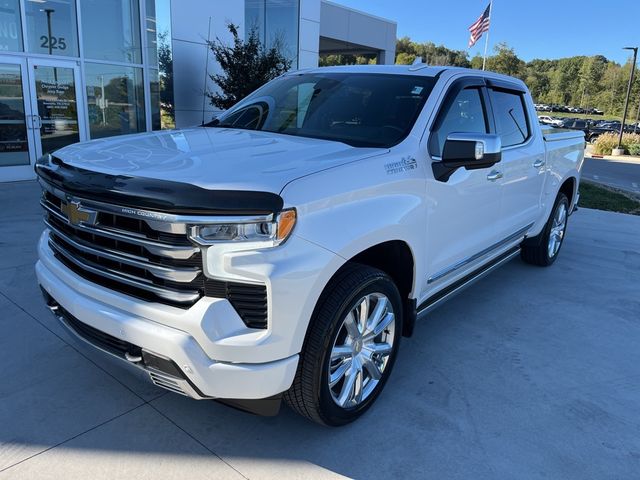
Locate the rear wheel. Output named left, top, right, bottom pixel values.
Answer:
left=284, top=264, right=402, bottom=426
left=521, top=192, right=569, bottom=266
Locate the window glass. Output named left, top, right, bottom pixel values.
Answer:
left=490, top=89, right=529, bottom=147
left=84, top=63, right=145, bottom=138
left=245, top=0, right=265, bottom=37
left=33, top=65, right=80, bottom=154
left=0, top=63, right=28, bottom=166
left=0, top=0, right=23, bottom=52
left=245, top=0, right=299, bottom=67
left=149, top=67, right=174, bottom=130
left=265, top=0, right=298, bottom=66
left=25, top=0, right=78, bottom=56
left=430, top=88, right=487, bottom=157
left=80, top=0, right=142, bottom=63
left=213, top=73, right=436, bottom=148
left=146, top=0, right=173, bottom=129
left=145, top=0, right=171, bottom=66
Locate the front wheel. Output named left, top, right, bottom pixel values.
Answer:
left=521, top=192, right=570, bottom=266
left=284, top=264, right=403, bottom=426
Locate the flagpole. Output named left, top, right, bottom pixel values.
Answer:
left=482, top=1, right=492, bottom=70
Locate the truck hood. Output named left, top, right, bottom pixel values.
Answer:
left=53, top=127, right=386, bottom=194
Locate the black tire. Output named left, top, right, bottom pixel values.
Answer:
left=521, top=192, right=570, bottom=267
left=284, top=263, right=403, bottom=426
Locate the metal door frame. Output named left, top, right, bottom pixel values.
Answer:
left=26, top=57, right=88, bottom=161
left=0, top=55, right=38, bottom=181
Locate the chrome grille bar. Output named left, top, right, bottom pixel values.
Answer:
left=45, top=219, right=201, bottom=283
left=48, top=235, right=201, bottom=305
left=41, top=199, right=199, bottom=260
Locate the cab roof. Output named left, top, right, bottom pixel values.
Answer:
left=290, top=64, right=528, bottom=90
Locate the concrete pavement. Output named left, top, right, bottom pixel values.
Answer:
left=1, top=180, right=639, bottom=479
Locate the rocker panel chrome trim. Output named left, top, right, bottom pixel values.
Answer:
left=427, top=223, right=533, bottom=284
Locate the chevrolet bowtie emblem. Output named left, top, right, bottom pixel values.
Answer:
left=61, top=200, right=97, bottom=226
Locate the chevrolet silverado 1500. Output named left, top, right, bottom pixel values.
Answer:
left=36, top=65, right=584, bottom=425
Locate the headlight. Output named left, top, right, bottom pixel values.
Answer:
left=188, top=209, right=296, bottom=248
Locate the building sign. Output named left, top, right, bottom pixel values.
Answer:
left=25, top=0, right=78, bottom=56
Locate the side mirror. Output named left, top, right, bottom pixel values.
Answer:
left=433, top=133, right=502, bottom=182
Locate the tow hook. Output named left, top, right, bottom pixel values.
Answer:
left=124, top=352, right=143, bottom=363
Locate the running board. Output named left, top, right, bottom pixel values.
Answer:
left=417, top=246, right=521, bottom=318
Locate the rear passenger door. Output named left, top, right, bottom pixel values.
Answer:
left=487, top=82, right=545, bottom=235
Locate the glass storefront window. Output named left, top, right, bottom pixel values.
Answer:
left=265, top=0, right=298, bottom=65
left=245, top=0, right=299, bottom=67
left=245, top=0, right=265, bottom=37
left=146, top=0, right=173, bottom=129
left=0, top=0, right=23, bottom=52
left=0, top=63, right=28, bottom=166
left=80, top=0, right=142, bottom=64
left=145, top=0, right=171, bottom=66
left=84, top=63, right=145, bottom=138
left=149, top=67, right=174, bottom=130
left=25, top=0, right=79, bottom=57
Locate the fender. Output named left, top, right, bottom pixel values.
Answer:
left=281, top=150, right=427, bottom=300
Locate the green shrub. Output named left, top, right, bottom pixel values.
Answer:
left=594, top=132, right=640, bottom=155
left=628, top=143, right=640, bottom=156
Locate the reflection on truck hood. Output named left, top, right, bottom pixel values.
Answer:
left=54, top=127, right=387, bottom=194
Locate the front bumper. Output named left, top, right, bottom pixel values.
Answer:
left=37, top=252, right=299, bottom=401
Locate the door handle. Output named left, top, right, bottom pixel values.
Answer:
left=487, top=170, right=503, bottom=182
left=533, top=158, right=546, bottom=168
left=34, top=115, right=42, bottom=129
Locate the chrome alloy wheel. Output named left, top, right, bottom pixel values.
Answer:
left=548, top=201, right=567, bottom=259
left=328, top=293, right=396, bottom=408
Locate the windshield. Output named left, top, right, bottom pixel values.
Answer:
left=208, top=73, right=437, bottom=148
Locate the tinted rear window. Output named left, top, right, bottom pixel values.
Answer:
left=490, top=89, right=530, bottom=147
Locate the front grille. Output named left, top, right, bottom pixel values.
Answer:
left=42, top=190, right=203, bottom=308
left=40, top=187, right=269, bottom=328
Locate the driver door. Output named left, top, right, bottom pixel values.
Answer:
left=421, top=78, right=504, bottom=298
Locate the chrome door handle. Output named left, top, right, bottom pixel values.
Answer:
left=533, top=158, right=546, bottom=168
left=487, top=170, right=503, bottom=182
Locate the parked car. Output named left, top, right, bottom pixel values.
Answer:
left=538, top=115, right=564, bottom=126
left=35, top=66, right=585, bottom=426
left=560, top=118, right=616, bottom=142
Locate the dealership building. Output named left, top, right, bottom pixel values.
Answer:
left=0, top=0, right=396, bottom=182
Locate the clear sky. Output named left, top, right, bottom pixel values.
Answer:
left=335, top=0, right=640, bottom=65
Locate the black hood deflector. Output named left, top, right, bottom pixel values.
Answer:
left=35, top=156, right=284, bottom=216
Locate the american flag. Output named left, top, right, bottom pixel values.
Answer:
left=468, top=3, right=491, bottom=48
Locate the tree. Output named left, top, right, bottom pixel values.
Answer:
left=486, top=43, right=525, bottom=79
left=395, top=38, right=470, bottom=67
left=207, top=23, right=292, bottom=110
left=395, top=52, right=416, bottom=65
left=395, top=35, right=640, bottom=116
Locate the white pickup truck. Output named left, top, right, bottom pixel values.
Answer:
left=36, top=65, right=584, bottom=426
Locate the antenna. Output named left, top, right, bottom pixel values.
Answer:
left=411, top=57, right=423, bottom=66
left=202, top=16, right=213, bottom=125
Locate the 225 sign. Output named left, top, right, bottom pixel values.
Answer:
left=40, top=35, right=67, bottom=51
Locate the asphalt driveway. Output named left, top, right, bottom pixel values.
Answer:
left=1, top=180, right=639, bottom=479
left=582, top=156, right=640, bottom=195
